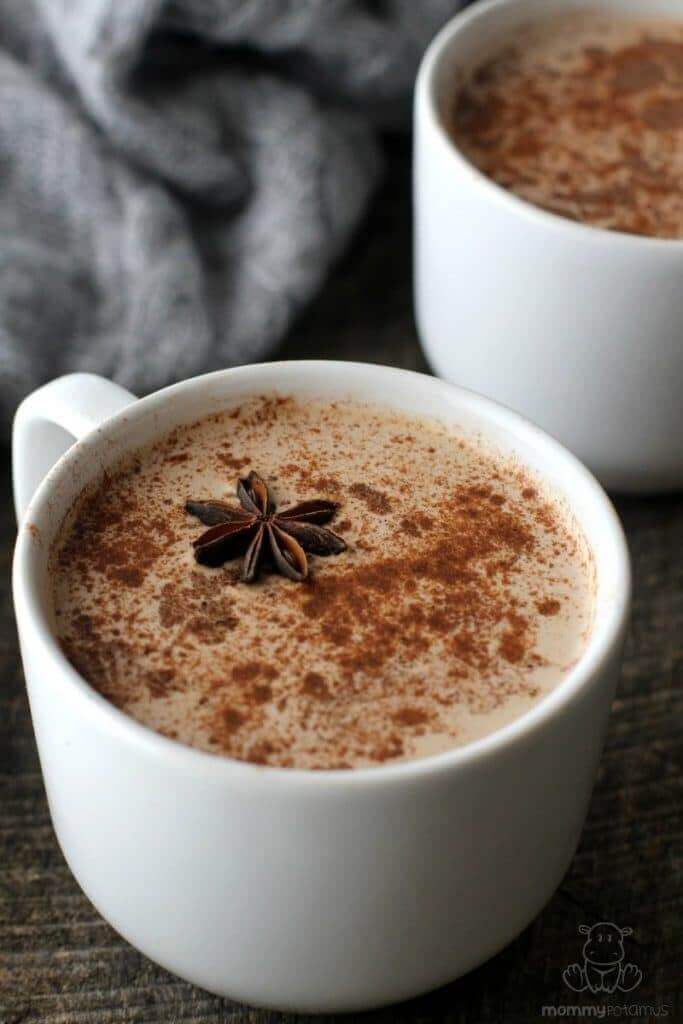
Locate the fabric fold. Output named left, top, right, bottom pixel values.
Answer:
left=0, top=0, right=462, bottom=428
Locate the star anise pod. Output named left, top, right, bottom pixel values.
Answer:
left=186, top=470, right=347, bottom=583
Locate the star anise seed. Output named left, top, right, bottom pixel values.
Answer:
left=186, top=470, right=347, bottom=582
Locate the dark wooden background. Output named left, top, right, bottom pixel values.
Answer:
left=1, top=141, right=681, bottom=1023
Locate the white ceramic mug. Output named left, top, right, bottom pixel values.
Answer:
left=415, top=0, right=683, bottom=494
left=12, top=363, right=630, bottom=1012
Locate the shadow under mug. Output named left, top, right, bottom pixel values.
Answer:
left=12, top=363, right=630, bottom=1011
left=414, top=0, right=683, bottom=494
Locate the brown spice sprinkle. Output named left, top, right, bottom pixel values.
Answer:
left=348, top=482, right=393, bottom=515
left=51, top=395, right=594, bottom=770
left=450, top=11, right=683, bottom=239
left=301, top=671, right=331, bottom=700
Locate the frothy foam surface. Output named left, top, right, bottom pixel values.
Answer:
left=450, top=10, right=683, bottom=238
left=51, top=396, right=594, bottom=770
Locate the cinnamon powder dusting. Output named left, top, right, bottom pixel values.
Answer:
left=451, top=11, right=683, bottom=238
left=51, top=396, right=594, bottom=770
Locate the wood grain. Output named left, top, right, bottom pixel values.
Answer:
left=1, top=141, right=681, bottom=1023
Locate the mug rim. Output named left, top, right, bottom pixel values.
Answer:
left=417, top=0, right=683, bottom=251
left=13, top=361, right=631, bottom=787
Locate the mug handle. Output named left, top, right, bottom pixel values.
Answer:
left=12, top=373, right=137, bottom=523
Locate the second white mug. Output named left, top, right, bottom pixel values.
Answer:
left=414, top=0, right=683, bottom=494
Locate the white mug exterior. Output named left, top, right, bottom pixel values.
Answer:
left=12, top=364, right=630, bottom=1012
left=414, top=0, right=683, bottom=493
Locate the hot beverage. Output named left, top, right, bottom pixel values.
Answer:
left=450, top=10, right=683, bottom=238
left=51, top=395, right=594, bottom=769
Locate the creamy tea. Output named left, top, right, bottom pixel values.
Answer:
left=51, top=396, right=595, bottom=770
left=450, top=9, right=683, bottom=238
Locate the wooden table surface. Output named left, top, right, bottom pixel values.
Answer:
left=1, top=142, right=681, bottom=1023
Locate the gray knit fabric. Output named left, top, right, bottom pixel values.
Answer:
left=0, top=0, right=462, bottom=425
